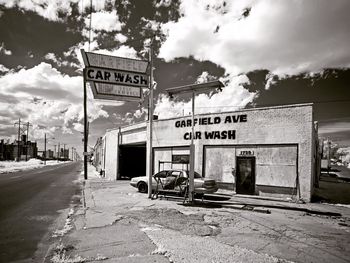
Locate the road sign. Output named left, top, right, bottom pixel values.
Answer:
left=85, top=67, right=148, bottom=87
left=90, top=82, right=142, bottom=101
left=81, top=50, right=149, bottom=101
left=82, top=51, right=149, bottom=73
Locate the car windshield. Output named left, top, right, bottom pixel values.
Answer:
left=185, top=171, right=202, bottom=178
left=194, top=172, right=202, bottom=178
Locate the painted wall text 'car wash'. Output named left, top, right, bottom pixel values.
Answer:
left=174, top=114, right=247, bottom=140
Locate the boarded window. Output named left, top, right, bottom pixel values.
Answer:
left=172, top=154, right=189, bottom=164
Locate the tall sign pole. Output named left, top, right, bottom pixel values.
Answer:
left=80, top=49, right=149, bottom=182
left=83, top=69, right=88, bottom=180
left=148, top=37, right=154, bottom=198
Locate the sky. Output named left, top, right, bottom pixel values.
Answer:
left=0, top=0, right=350, bottom=156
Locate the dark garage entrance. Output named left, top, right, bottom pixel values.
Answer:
left=119, top=143, right=146, bottom=179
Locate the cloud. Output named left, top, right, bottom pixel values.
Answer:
left=0, top=0, right=75, bottom=21
left=115, top=33, right=128, bottom=43
left=0, top=62, right=109, bottom=137
left=159, top=0, right=350, bottom=77
left=154, top=74, right=256, bottom=119
left=84, top=10, right=123, bottom=32
left=44, top=52, right=76, bottom=68
left=155, top=0, right=173, bottom=8
left=0, top=64, right=9, bottom=73
left=65, top=40, right=140, bottom=71
left=0, top=0, right=114, bottom=21
left=0, top=42, right=12, bottom=55
left=73, top=123, right=84, bottom=133
left=141, top=18, right=161, bottom=31
left=319, top=121, right=350, bottom=135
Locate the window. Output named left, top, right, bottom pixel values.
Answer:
left=154, top=170, right=168, bottom=178
left=172, top=154, right=190, bottom=164
left=170, top=171, right=182, bottom=177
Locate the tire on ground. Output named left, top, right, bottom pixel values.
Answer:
left=137, top=182, right=148, bottom=193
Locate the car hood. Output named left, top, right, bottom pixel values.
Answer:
left=131, top=176, right=147, bottom=181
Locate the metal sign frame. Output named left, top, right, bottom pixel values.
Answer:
left=81, top=49, right=150, bottom=101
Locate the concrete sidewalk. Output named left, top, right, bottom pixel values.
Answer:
left=47, top=173, right=350, bottom=263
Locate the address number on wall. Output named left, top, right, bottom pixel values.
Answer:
left=239, top=150, right=254, bottom=156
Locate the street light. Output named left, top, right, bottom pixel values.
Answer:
left=166, top=80, right=224, bottom=204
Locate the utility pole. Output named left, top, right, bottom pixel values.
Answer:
left=54, top=145, right=56, bottom=160
left=71, top=147, right=74, bottom=161
left=147, top=36, right=154, bottom=198
left=58, top=142, right=60, bottom=162
left=63, top=144, right=66, bottom=160
left=327, top=138, right=331, bottom=174
left=44, top=133, right=47, bottom=165
left=14, top=118, right=21, bottom=162
left=25, top=122, right=32, bottom=161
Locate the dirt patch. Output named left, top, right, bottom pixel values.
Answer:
left=124, top=208, right=221, bottom=237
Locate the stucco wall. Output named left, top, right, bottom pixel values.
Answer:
left=99, top=104, right=314, bottom=201
left=151, top=104, right=314, bottom=201
left=103, top=123, right=147, bottom=180
left=104, top=129, right=119, bottom=180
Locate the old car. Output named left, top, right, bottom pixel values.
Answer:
left=130, top=169, right=218, bottom=195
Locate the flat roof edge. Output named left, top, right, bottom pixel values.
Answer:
left=153, top=103, right=314, bottom=123
left=105, top=103, right=313, bottom=131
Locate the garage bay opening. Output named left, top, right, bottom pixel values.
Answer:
left=119, top=143, right=146, bottom=179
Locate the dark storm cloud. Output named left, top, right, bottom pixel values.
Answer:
left=245, top=69, right=350, bottom=122
left=0, top=7, right=83, bottom=70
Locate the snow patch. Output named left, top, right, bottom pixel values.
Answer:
left=52, top=208, right=74, bottom=237
left=0, top=159, right=70, bottom=174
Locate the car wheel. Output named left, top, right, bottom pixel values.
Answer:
left=195, top=193, right=204, bottom=199
left=137, top=182, right=148, bottom=193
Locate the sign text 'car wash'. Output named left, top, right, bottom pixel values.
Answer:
left=81, top=50, right=149, bottom=101
left=85, top=67, right=148, bottom=87
left=174, top=114, right=247, bottom=140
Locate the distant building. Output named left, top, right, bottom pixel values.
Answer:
left=42, top=149, right=54, bottom=159
left=0, top=139, right=15, bottom=160
left=59, top=148, right=69, bottom=160
left=93, top=137, right=104, bottom=176
left=0, top=136, right=38, bottom=161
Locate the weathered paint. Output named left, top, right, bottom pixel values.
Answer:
left=96, top=103, right=317, bottom=202
left=150, top=104, right=315, bottom=201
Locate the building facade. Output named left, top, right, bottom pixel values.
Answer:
left=0, top=137, right=38, bottom=161
left=94, top=104, right=320, bottom=202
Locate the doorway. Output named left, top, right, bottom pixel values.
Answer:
left=236, top=156, right=256, bottom=195
left=119, top=143, right=146, bottom=179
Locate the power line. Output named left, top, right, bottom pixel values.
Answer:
left=171, top=99, right=350, bottom=110
left=88, top=0, right=92, bottom=51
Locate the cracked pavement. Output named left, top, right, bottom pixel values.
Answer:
left=45, top=177, right=350, bottom=263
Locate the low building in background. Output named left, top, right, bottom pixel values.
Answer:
left=93, top=103, right=321, bottom=202
left=41, top=149, right=54, bottom=159
left=93, top=137, right=105, bottom=176
left=0, top=136, right=38, bottom=161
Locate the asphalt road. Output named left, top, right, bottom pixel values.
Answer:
left=0, top=161, right=82, bottom=262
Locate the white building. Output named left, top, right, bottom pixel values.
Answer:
left=94, top=103, right=320, bottom=202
